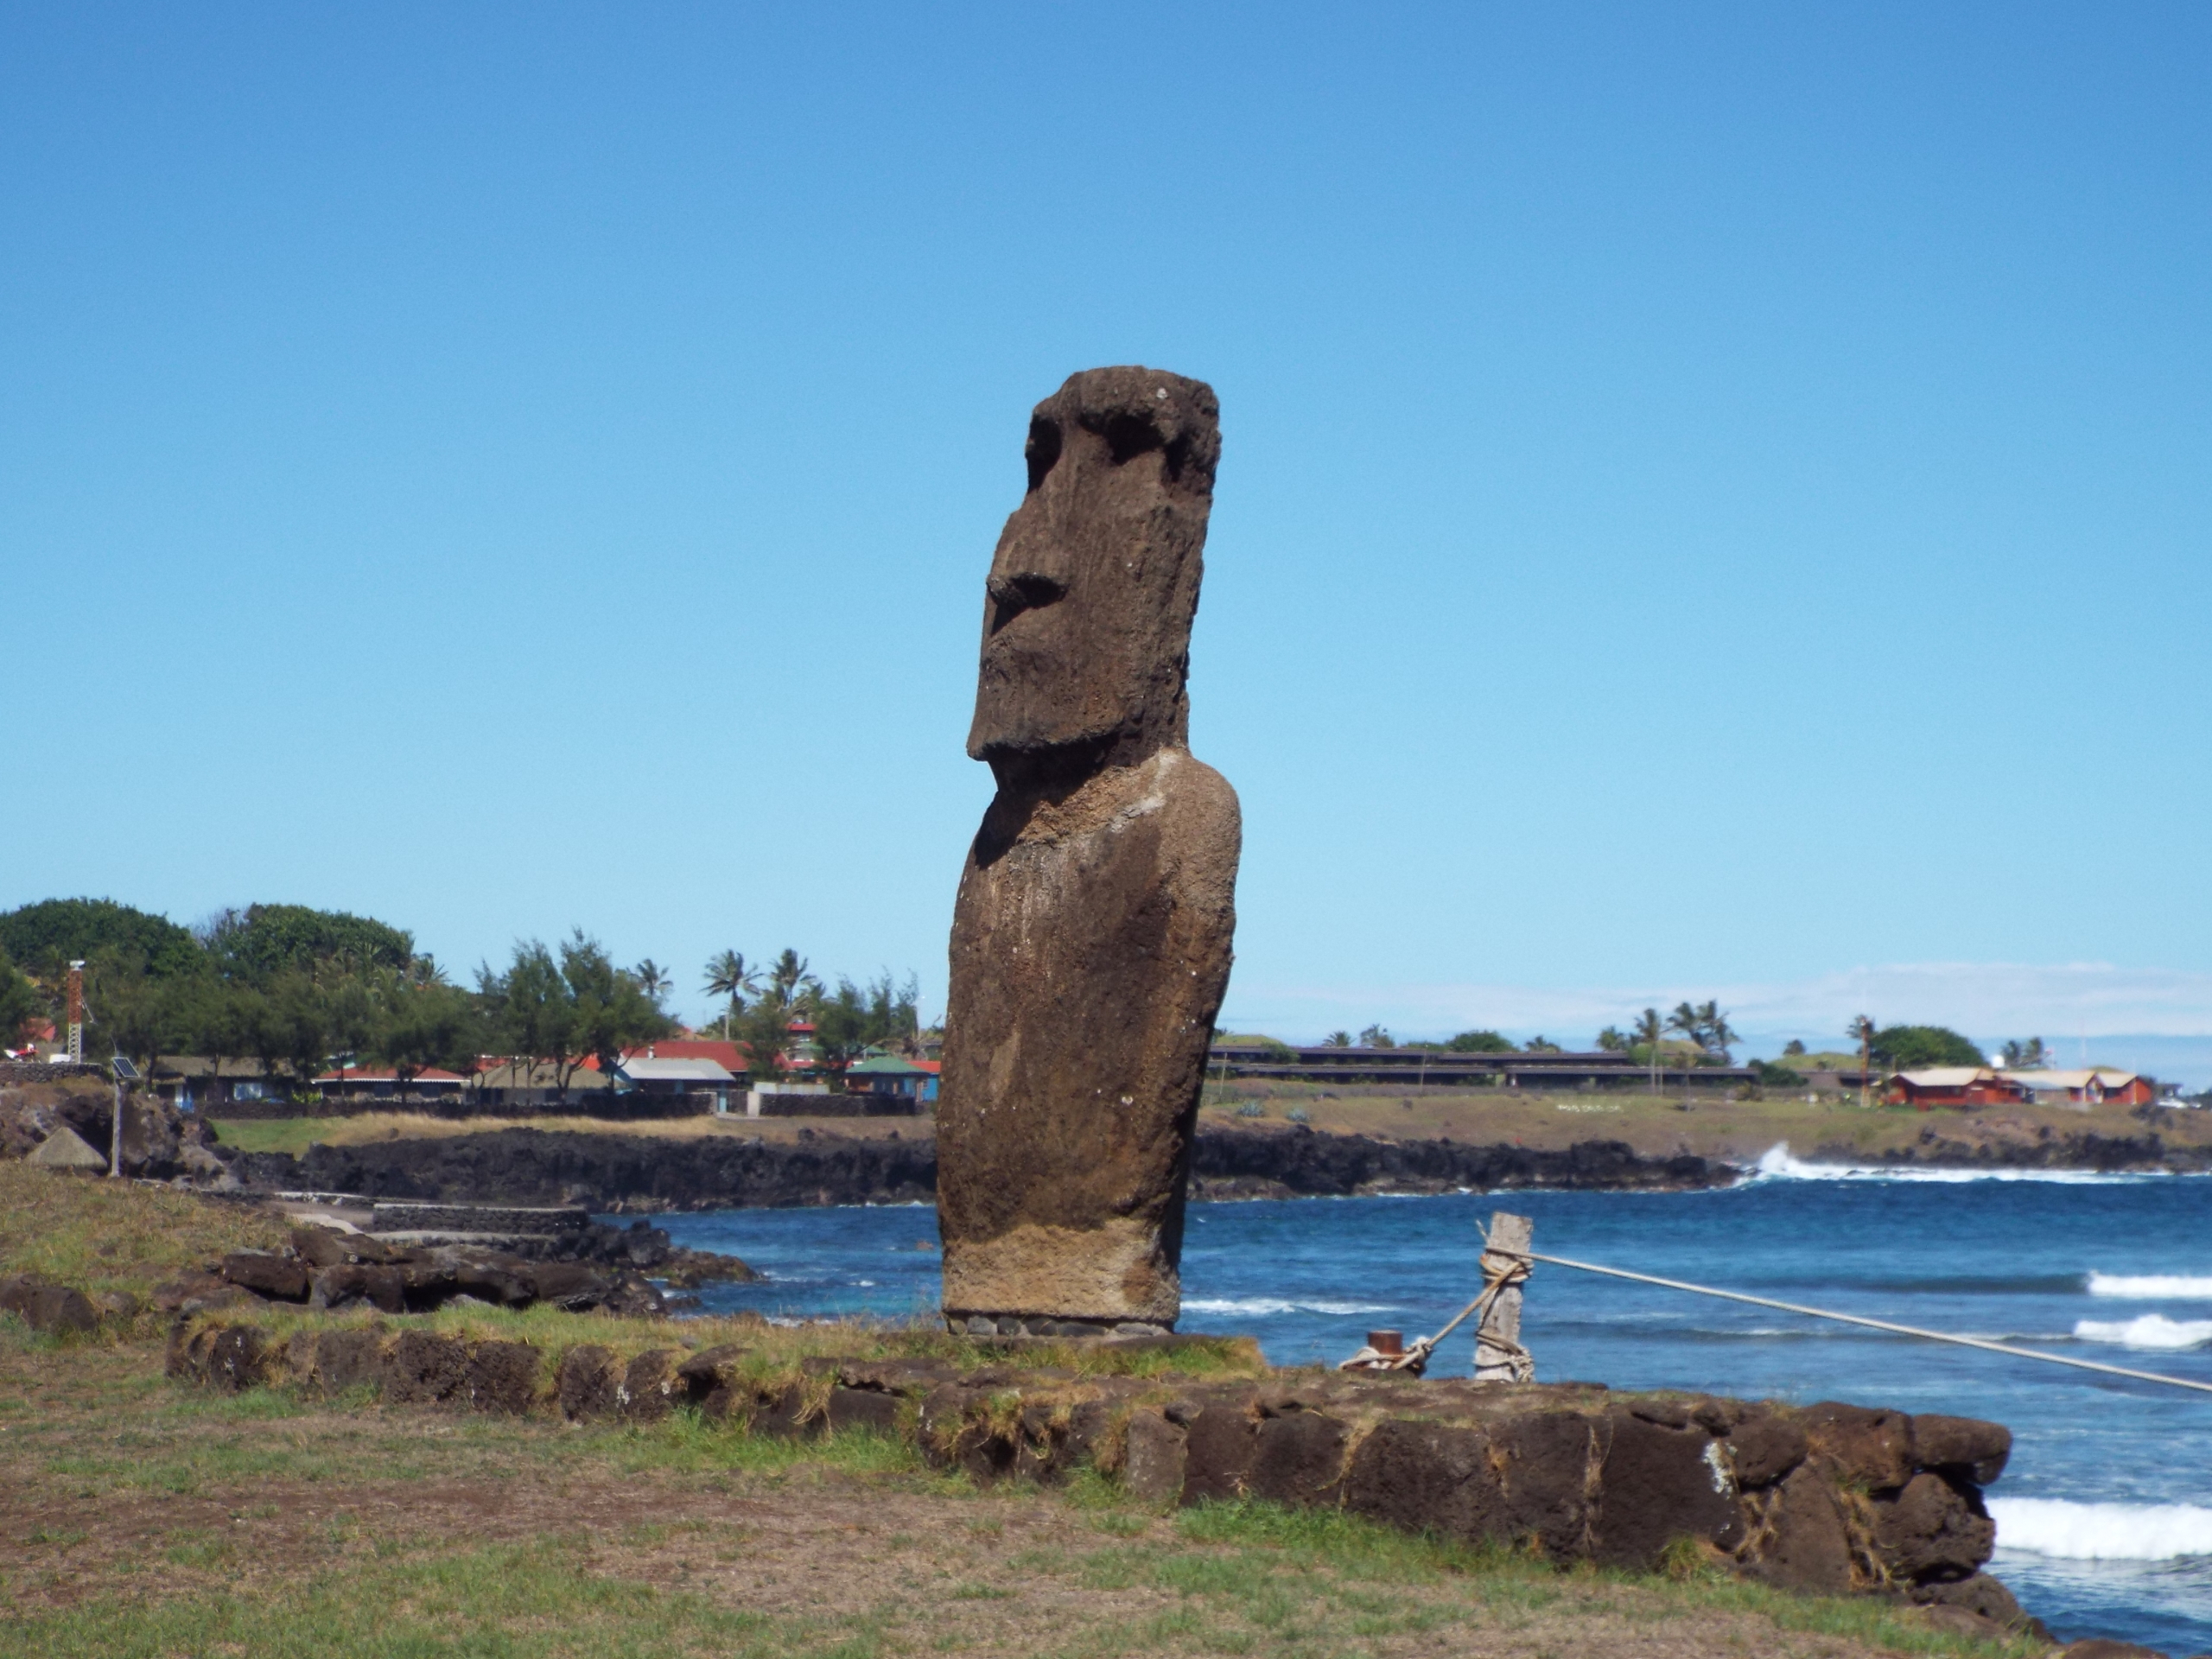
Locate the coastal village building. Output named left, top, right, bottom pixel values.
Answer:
left=310, top=1064, right=472, bottom=1103
left=1997, top=1067, right=2157, bottom=1107
left=1885, top=1068, right=2028, bottom=1109
left=842, top=1050, right=940, bottom=1105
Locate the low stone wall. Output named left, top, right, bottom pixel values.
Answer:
left=164, top=1315, right=2035, bottom=1640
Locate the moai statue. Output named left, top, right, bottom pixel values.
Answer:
left=937, top=366, right=1242, bottom=1336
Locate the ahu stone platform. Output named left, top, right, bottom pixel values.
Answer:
left=166, top=1317, right=2030, bottom=1638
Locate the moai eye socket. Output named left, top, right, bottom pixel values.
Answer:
left=986, top=572, right=1068, bottom=636
left=1025, top=416, right=1063, bottom=493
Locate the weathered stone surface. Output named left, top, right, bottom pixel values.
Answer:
left=621, top=1349, right=683, bottom=1421
left=315, top=1328, right=387, bottom=1392
left=466, top=1340, right=542, bottom=1415
left=557, top=1344, right=623, bottom=1421
left=1802, top=1402, right=1915, bottom=1492
left=1493, top=1411, right=1601, bottom=1559
left=1726, top=1409, right=1809, bottom=1489
left=1179, top=1403, right=1259, bottom=1503
left=1344, top=1418, right=1500, bottom=1541
left=312, top=1263, right=406, bottom=1313
left=220, top=1251, right=310, bottom=1302
left=1910, top=1570, right=2038, bottom=1634
left=676, top=1344, right=751, bottom=1399
left=1910, top=1414, right=2012, bottom=1486
left=1247, top=1409, right=1349, bottom=1509
left=1872, top=1470, right=1996, bottom=1583
left=1754, top=1460, right=1855, bottom=1594
left=207, top=1325, right=272, bottom=1391
left=1122, top=1409, right=1188, bottom=1506
left=0, top=1277, right=101, bottom=1335
left=1594, top=1411, right=1743, bottom=1567
left=384, top=1332, right=470, bottom=1406
left=823, top=1385, right=902, bottom=1437
left=938, top=366, right=1240, bottom=1330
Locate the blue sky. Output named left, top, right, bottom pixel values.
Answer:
left=4, top=5, right=2209, bottom=1070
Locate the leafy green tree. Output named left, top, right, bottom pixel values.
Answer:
left=203, top=904, right=414, bottom=987
left=264, top=970, right=334, bottom=1093
left=174, top=976, right=259, bottom=1103
left=1871, top=1025, right=1984, bottom=1070
left=480, top=941, right=580, bottom=1095
left=1522, top=1035, right=1563, bottom=1054
left=0, top=949, right=41, bottom=1046
left=2000, top=1037, right=2048, bottom=1068
left=375, top=978, right=483, bottom=1103
left=83, top=951, right=185, bottom=1079
left=0, top=898, right=201, bottom=980
left=703, top=950, right=760, bottom=1038
left=1783, top=1039, right=1807, bottom=1057
left=1445, top=1030, right=1515, bottom=1053
left=814, top=972, right=921, bottom=1065
left=1595, top=1027, right=1630, bottom=1053
left=1755, top=1059, right=1806, bottom=1087
left=1357, top=1024, right=1394, bottom=1048
left=563, top=931, right=673, bottom=1082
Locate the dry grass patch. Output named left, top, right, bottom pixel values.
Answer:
left=0, top=1162, right=285, bottom=1296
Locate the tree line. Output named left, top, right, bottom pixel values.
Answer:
left=0, top=898, right=920, bottom=1103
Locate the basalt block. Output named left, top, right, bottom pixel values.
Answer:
left=384, top=1331, right=470, bottom=1406
left=938, top=366, right=1241, bottom=1331
left=466, top=1340, right=543, bottom=1415
left=556, top=1344, right=624, bottom=1422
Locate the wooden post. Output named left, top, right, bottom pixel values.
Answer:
left=1473, top=1211, right=1534, bottom=1382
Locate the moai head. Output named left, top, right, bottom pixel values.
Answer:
left=966, top=366, right=1221, bottom=786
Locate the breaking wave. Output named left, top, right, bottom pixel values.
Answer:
left=1992, top=1497, right=2212, bottom=1560
left=2089, top=1272, right=2212, bottom=1300
left=1181, top=1297, right=1399, bottom=1318
left=2074, top=1314, right=2212, bottom=1351
left=1744, top=1144, right=2153, bottom=1185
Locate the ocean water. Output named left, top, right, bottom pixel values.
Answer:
left=651, top=1146, right=2212, bottom=1653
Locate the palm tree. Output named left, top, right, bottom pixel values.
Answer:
left=1323, top=1030, right=1351, bottom=1047
left=633, top=959, right=673, bottom=1010
left=1700, top=1001, right=1738, bottom=1063
left=703, top=950, right=759, bottom=1039
left=768, top=949, right=817, bottom=1005
left=1632, top=1007, right=1665, bottom=1092
left=1848, top=1014, right=1878, bottom=1109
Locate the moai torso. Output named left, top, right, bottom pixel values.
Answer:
left=937, top=366, right=1242, bottom=1335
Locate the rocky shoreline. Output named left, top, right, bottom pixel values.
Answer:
left=213, top=1119, right=2212, bottom=1211
left=222, top=1127, right=1732, bottom=1211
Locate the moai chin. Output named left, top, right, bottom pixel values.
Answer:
left=937, top=365, right=1242, bottom=1336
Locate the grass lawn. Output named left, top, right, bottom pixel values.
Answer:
left=0, top=1167, right=2040, bottom=1656
left=0, top=1323, right=2037, bottom=1659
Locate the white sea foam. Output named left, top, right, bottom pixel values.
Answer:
left=1992, top=1497, right=2212, bottom=1560
left=2074, top=1314, right=2212, bottom=1351
left=1744, top=1144, right=2152, bottom=1185
left=1180, top=1297, right=1398, bottom=1318
left=2088, top=1272, right=2212, bottom=1300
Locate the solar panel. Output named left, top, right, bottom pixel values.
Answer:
left=111, top=1055, right=140, bottom=1081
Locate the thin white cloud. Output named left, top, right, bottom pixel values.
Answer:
left=1220, top=961, right=2212, bottom=1046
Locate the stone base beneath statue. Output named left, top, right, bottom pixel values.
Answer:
left=948, top=1312, right=1173, bottom=1338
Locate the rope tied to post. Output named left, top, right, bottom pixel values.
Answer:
left=1339, top=1229, right=1533, bottom=1376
